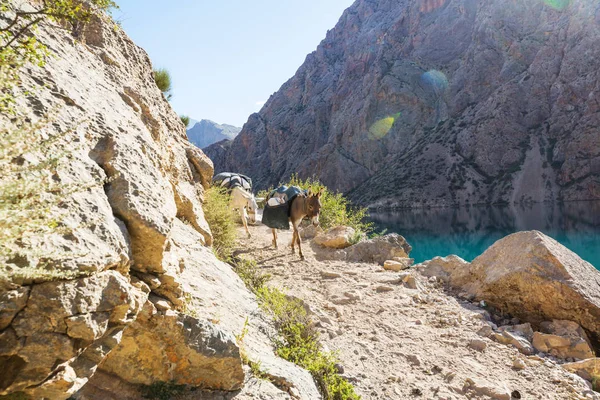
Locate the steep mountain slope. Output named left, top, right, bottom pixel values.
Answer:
left=0, top=4, right=318, bottom=399
left=187, top=119, right=240, bottom=149
left=209, top=0, right=600, bottom=208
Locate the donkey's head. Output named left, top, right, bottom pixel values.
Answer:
left=305, top=189, right=322, bottom=226
left=247, top=195, right=258, bottom=224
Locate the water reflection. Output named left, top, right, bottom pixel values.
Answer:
left=368, top=201, right=600, bottom=268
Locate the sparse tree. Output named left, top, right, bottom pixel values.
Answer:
left=153, top=68, right=172, bottom=99
left=180, top=115, right=190, bottom=127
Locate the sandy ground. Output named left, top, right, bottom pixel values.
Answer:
left=234, top=221, right=598, bottom=400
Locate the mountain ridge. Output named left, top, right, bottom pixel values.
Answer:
left=187, top=119, right=241, bottom=149
left=206, top=0, right=600, bottom=208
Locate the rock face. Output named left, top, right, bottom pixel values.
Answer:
left=208, top=0, right=600, bottom=207
left=186, top=119, right=241, bottom=149
left=1, top=3, right=319, bottom=399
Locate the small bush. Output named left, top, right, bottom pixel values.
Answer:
left=203, top=186, right=236, bottom=261
left=153, top=68, right=172, bottom=94
left=287, top=174, right=373, bottom=235
left=180, top=115, right=190, bottom=127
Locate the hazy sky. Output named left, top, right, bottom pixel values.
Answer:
left=114, top=0, right=354, bottom=127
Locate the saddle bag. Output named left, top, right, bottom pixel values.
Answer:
left=261, top=186, right=304, bottom=230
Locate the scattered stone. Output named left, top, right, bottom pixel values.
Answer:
left=512, top=359, right=526, bottom=370
left=406, top=354, right=422, bottom=366
left=492, top=331, right=534, bottom=355
left=375, top=285, right=394, bottom=293
left=469, top=339, right=487, bottom=352
left=320, top=270, right=342, bottom=279
left=463, top=377, right=511, bottom=400
left=532, top=328, right=595, bottom=360
left=384, top=258, right=413, bottom=272
left=477, top=325, right=493, bottom=338
left=403, top=274, right=418, bottom=289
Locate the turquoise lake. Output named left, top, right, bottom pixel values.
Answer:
left=367, top=201, right=600, bottom=269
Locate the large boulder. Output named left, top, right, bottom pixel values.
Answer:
left=465, top=231, right=600, bottom=342
left=314, top=226, right=356, bottom=249
left=346, top=233, right=412, bottom=265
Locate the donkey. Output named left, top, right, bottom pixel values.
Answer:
left=272, top=189, right=322, bottom=260
left=230, top=186, right=258, bottom=238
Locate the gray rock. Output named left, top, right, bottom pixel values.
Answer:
left=186, top=119, right=240, bottom=149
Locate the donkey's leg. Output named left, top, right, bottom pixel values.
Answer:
left=272, top=228, right=278, bottom=249
left=290, top=227, right=296, bottom=255
left=242, top=209, right=251, bottom=238
left=293, top=220, right=303, bottom=259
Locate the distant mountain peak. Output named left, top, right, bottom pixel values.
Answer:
left=186, top=119, right=241, bottom=149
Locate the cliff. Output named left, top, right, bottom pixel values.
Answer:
left=208, top=0, right=600, bottom=208
left=0, top=4, right=318, bottom=399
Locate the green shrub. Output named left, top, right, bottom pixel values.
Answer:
left=153, top=68, right=172, bottom=95
left=180, top=115, right=190, bottom=127
left=230, top=258, right=360, bottom=399
left=256, top=285, right=360, bottom=400
left=203, top=186, right=236, bottom=261
left=287, top=174, right=373, bottom=235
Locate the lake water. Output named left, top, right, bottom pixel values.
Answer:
left=367, top=201, right=600, bottom=269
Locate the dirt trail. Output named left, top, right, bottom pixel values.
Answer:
left=235, top=223, right=598, bottom=400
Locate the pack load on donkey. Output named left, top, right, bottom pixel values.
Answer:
left=262, top=186, right=305, bottom=230
left=212, top=172, right=253, bottom=192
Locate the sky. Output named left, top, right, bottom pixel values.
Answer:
left=114, top=0, right=355, bottom=127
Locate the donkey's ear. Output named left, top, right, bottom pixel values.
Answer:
left=317, top=188, right=323, bottom=197
left=307, top=188, right=313, bottom=196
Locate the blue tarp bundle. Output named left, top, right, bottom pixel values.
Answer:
left=262, top=186, right=304, bottom=230
left=212, top=172, right=253, bottom=192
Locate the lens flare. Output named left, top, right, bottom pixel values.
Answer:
left=421, top=70, right=449, bottom=93
left=368, top=112, right=401, bottom=139
left=543, top=0, right=570, bottom=10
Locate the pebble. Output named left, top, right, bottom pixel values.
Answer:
left=512, top=358, right=526, bottom=370
left=320, top=270, right=342, bottom=279
left=468, top=339, right=487, bottom=352
left=376, top=285, right=394, bottom=293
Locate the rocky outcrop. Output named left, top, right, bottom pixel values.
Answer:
left=209, top=0, right=600, bottom=207
left=466, top=231, right=600, bottom=342
left=0, top=271, right=147, bottom=399
left=1, top=2, right=319, bottom=399
left=186, top=119, right=240, bottom=149
left=418, top=231, right=600, bottom=345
